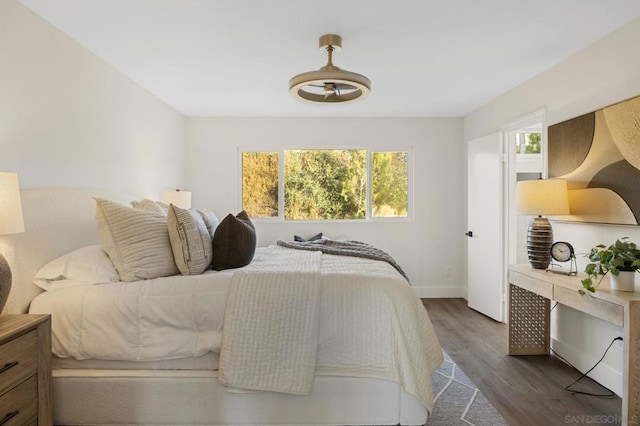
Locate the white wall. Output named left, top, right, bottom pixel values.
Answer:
left=186, top=117, right=465, bottom=296
left=464, top=17, right=640, bottom=396
left=0, top=0, right=186, bottom=197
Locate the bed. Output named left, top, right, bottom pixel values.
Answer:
left=7, top=188, right=443, bottom=426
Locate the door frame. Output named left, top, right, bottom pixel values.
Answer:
left=502, top=109, right=547, bottom=322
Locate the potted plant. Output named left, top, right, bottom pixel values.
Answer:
left=580, top=238, right=640, bottom=295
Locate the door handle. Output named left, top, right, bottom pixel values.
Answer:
left=465, top=231, right=473, bottom=237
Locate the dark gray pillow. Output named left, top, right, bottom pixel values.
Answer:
left=211, top=211, right=256, bottom=270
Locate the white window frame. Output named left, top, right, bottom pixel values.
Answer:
left=238, top=146, right=414, bottom=222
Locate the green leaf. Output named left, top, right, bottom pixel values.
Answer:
left=581, top=278, right=596, bottom=294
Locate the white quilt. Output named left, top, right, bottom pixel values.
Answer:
left=218, top=248, right=322, bottom=395
left=219, top=246, right=443, bottom=411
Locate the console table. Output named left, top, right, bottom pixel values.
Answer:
left=508, top=265, right=640, bottom=425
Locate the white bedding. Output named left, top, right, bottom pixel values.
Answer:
left=218, top=248, right=323, bottom=395
left=29, top=245, right=443, bottom=412
left=219, top=246, right=444, bottom=412
left=29, top=269, right=234, bottom=360
left=316, top=252, right=444, bottom=412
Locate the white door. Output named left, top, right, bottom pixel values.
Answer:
left=467, top=132, right=504, bottom=322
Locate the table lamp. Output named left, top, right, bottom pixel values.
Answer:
left=161, top=189, right=192, bottom=209
left=0, top=172, right=25, bottom=313
left=515, top=179, right=569, bottom=269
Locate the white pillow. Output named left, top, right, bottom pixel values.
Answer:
left=34, top=245, right=120, bottom=291
left=196, top=209, right=220, bottom=238
left=95, top=198, right=179, bottom=282
left=168, top=204, right=213, bottom=275
left=131, top=199, right=167, bottom=216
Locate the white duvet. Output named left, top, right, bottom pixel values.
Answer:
left=29, top=245, right=443, bottom=411
left=29, top=269, right=234, bottom=360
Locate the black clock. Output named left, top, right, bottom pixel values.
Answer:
left=550, top=241, right=574, bottom=262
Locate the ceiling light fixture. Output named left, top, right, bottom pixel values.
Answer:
left=289, top=34, right=371, bottom=104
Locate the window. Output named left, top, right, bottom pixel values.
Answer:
left=372, top=152, right=408, bottom=218
left=241, top=149, right=411, bottom=220
left=515, top=132, right=541, bottom=154
left=284, top=150, right=367, bottom=220
left=242, top=152, right=279, bottom=218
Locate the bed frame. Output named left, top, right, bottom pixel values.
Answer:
left=8, top=188, right=429, bottom=425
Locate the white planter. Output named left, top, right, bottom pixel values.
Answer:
left=610, top=271, right=636, bottom=292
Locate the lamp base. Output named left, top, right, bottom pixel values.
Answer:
left=0, top=252, right=12, bottom=313
left=527, top=216, right=553, bottom=269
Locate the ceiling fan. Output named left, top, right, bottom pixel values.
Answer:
left=289, top=34, right=371, bottom=104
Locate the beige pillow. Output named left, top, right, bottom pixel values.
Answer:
left=95, top=198, right=178, bottom=282
left=167, top=204, right=213, bottom=275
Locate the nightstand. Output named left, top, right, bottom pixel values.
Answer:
left=0, top=315, right=51, bottom=426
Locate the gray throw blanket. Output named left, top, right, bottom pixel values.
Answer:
left=276, top=239, right=409, bottom=282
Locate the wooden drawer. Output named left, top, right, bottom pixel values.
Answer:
left=0, top=374, right=38, bottom=425
left=554, top=285, right=624, bottom=327
left=0, top=330, right=37, bottom=396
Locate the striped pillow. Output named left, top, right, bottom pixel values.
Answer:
left=168, top=204, right=213, bottom=275
left=95, top=198, right=178, bottom=281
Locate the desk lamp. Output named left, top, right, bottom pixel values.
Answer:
left=515, top=179, right=569, bottom=269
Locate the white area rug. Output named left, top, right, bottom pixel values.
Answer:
left=428, top=351, right=508, bottom=425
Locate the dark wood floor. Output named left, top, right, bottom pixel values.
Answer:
left=423, top=298, right=621, bottom=426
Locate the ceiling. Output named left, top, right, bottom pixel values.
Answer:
left=19, top=0, right=640, bottom=117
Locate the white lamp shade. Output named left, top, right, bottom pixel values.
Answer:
left=161, top=190, right=192, bottom=209
left=0, top=172, right=25, bottom=235
left=515, top=179, right=570, bottom=216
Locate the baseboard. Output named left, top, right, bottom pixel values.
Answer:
left=412, top=286, right=465, bottom=298
left=551, top=337, right=622, bottom=397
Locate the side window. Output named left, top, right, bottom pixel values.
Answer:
left=515, top=132, right=541, bottom=154
left=242, top=151, right=279, bottom=218
left=372, top=151, right=409, bottom=218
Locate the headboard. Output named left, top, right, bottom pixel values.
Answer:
left=6, top=188, right=135, bottom=313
